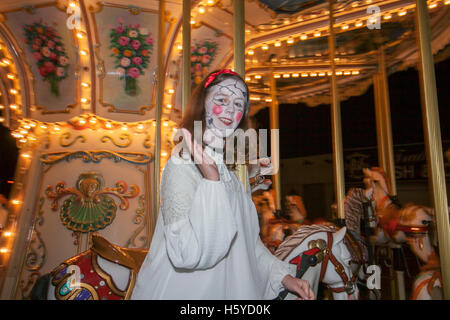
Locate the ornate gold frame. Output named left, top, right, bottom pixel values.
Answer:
left=89, top=2, right=164, bottom=115
left=0, top=1, right=80, bottom=115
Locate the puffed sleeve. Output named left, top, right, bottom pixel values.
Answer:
left=160, top=156, right=238, bottom=270
left=255, top=235, right=295, bottom=299
left=246, top=167, right=294, bottom=298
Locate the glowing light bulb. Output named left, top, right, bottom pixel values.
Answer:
left=265, top=98, right=272, bottom=102
left=7, top=73, right=15, bottom=80
left=383, top=14, right=392, bottom=20
left=261, top=44, right=269, bottom=50
left=89, top=117, right=97, bottom=124
left=80, top=49, right=88, bottom=55
left=287, top=38, right=294, bottom=44
left=344, top=71, right=351, bottom=75
left=105, top=122, right=112, bottom=129
left=163, top=121, right=169, bottom=127
left=247, top=49, right=254, bottom=55
left=254, top=74, right=262, bottom=79
left=168, top=88, right=175, bottom=94
left=274, top=74, right=281, bottom=78
left=292, top=73, right=299, bottom=78
left=355, top=21, right=364, bottom=27
left=21, top=153, right=31, bottom=158
left=352, top=70, right=360, bottom=75
left=177, top=44, right=183, bottom=50
left=283, top=74, right=290, bottom=78
left=310, top=72, right=317, bottom=77
left=81, top=82, right=90, bottom=88
left=10, top=104, right=18, bottom=110
left=336, top=71, right=343, bottom=75
left=161, top=152, right=168, bottom=157
left=0, top=117, right=4, bottom=123
left=199, top=6, right=205, bottom=14
left=40, top=124, right=48, bottom=129
left=314, top=31, right=321, bottom=37
left=398, top=10, right=407, bottom=16
left=429, top=3, right=437, bottom=8
left=121, top=125, right=128, bottom=131
left=274, top=41, right=281, bottom=47
left=300, top=34, right=308, bottom=40
left=3, top=232, right=13, bottom=237
left=167, top=104, right=172, bottom=109
left=318, top=72, right=326, bottom=77
left=301, top=73, right=309, bottom=77
left=0, top=105, right=4, bottom=110
left=54, top=125, right=60, bottom=131
left=2, top=58, right=10, bottom=65
left=76, top=32, right=84, bottom=39
left=137, top=123, right=144, bottom=130
left=11, top=199, right=20, bottom=205
left=81, top=97, right=89, bottom=103
left=245, top=76, right=251, bottom=81
left=0, top=248, right=8, bottom=254
left=341, top=25, right=349, bottom=30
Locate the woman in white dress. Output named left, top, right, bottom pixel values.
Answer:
left=131, top=70, right=314, bottom=300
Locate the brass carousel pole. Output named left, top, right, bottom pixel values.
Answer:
left=153, top=0, right=165, bottom=223
left=233, top=0, right=248, bottom=192
left=269, top=71, right=281, bottom=211
left=375, top=47, right=405, bottom=300
left=378, top=46, right=397, bottom=195
left=328, top=0, right=345, bottom=224
left=182, top=0, right=191, bottom=115
left=415, top=0, right=450, bottom=299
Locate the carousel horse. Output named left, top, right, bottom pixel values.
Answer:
left=396, top=204, right=443, bottom=300
left=254, top=191, right=298, bottom=252
left=285, top=195, right=308, bottom=225
left=30, top=233, right=148, bottom=300
left=362, top=167, right=404, bottom=245
left=275, top=225, right=366, bottom=300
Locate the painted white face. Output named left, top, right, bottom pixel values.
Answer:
left=204, top=78, right=247, bottom=139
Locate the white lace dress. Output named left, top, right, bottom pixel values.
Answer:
left=131, top=146, right=294, bottom=300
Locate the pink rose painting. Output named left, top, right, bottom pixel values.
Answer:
left=109, top=19, right=153, bottom=96
left=23, top=20, right=69, bottom=96
left=191, top=40, right=218, bottom=86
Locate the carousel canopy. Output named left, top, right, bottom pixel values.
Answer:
left=0, top=0, right=448, bottom=128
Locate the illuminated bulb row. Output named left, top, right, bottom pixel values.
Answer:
left=273, top=70, right=360, bottom=78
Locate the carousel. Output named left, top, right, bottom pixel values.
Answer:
left=0, top=0, right=448, bottom=300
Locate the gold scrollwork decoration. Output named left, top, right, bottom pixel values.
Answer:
left=40, top=150, right=153, bottom=165
left=126, top=194, right=147, bottom=248
left=46, top=172, right=140, bottom=233
left=59, top=132, right=87, bottom=147
left=25, top=197, right=47, bottom=272
left=101, top=133, right=132, bottom=148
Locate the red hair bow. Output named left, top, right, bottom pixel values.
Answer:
left=204, top=69, right=239, bottom=88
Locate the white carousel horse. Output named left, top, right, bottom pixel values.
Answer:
left=275, top=225, right=364, bottom=300
left=396, top=204, right=443, bottom=300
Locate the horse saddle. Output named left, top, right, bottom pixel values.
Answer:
left=90, top=233, right=148, bottom=272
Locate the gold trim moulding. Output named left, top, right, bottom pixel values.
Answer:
left=40, top=150, right=154, bottom=165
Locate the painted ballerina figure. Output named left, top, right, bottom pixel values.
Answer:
left=131, top=69, right=314, bottom=300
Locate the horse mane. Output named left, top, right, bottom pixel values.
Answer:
left=274, top=225, right=336, bottom=260
left=344, top=188, right=366, bottom=235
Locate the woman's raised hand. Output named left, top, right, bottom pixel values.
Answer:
left=179, top=128, right=220, bottom=181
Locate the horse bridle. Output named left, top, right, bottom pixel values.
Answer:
left=310, top=232, right=359, bottom=296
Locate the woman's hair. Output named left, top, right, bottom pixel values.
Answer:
left=177, top=70, right=252, bottom=170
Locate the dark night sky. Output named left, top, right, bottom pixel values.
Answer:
left=0, top=58, right=449, bottom=197
left=254, top=57, right=450, bottom=158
